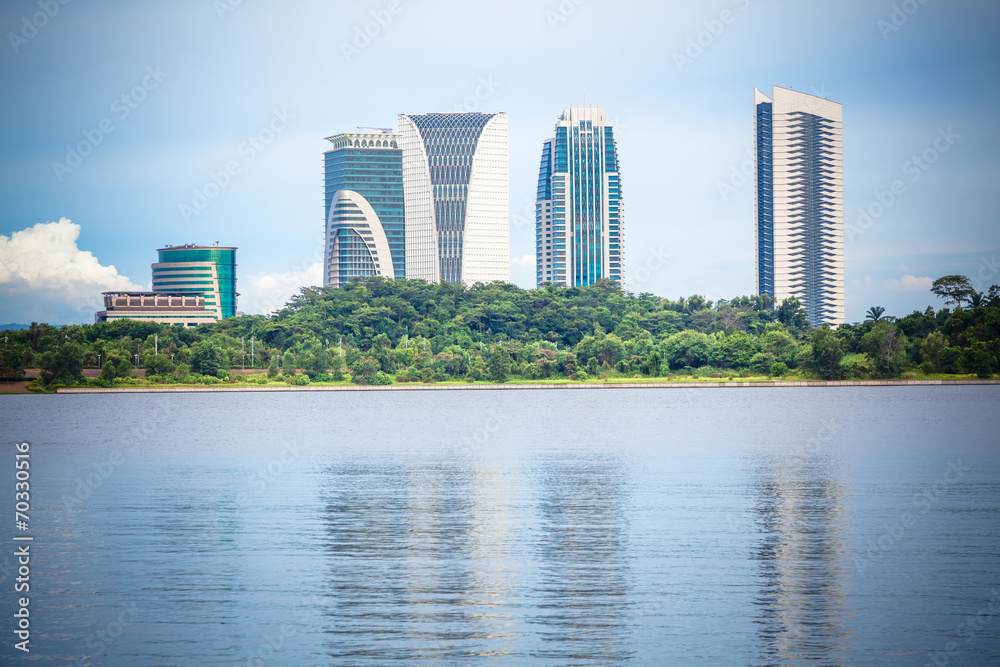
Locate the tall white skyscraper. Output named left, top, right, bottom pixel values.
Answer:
left=535, top=105, right=623, bottom=287
left=755, top=86, right=844, bottom=327
left=397, top=112, right=509, bottom=284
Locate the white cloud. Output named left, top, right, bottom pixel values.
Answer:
left=240, top=261, right=323, bottom=315
left=0, top=218, right=143, bottom=323
left=884, top=274, right=933, bottom=292
left=508, top=254, right=535, bottom=289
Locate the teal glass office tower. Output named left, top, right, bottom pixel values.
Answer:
left=323, top=130, right=404, bottom=287
left=535, top=105, right=622, bottom=287
left=151, top=245, right=238, bottom=319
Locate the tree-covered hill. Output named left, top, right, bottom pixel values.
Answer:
left=2, top=277, right=998, bottom=389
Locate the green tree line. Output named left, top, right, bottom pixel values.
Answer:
left=2, top=276, right=998, bottom=389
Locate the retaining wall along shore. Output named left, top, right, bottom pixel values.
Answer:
left=56, top=379, right=1000, bottom=393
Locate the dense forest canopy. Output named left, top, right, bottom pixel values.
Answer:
left=2, top=277, right=998, bottom=388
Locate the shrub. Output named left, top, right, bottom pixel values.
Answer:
left=751, top=352, right=776, bottom=375
left=770, top=362, right=789, bottom=377
left=288, top=373, right=310, bottom=386
left=920, top=361, right=935, bottom=375
left=370, top=371, right=393, bottom=385
left=396, top=375, right=408, bottom=383
left=839, top=353, right=872, bottom=380
left=201, top=375, right=220, bottom=385
left=216, top=369, right=231, bottom=381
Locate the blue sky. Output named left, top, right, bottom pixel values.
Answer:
left=1, top=0, right=997, bottom=324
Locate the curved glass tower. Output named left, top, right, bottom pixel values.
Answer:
left=535, top=105, right=622, bottom=287
left=397, top=112, right=508, bottom=284
left=755, top=86, right=844, bottom=327
left=323, top=131, right=404, bottom=288
left=151, top=245, right=238, bottom=319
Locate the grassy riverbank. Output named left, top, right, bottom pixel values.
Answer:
left=4, top=371, right=995, bottom=394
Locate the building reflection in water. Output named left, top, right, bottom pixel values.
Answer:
left=528, top=451, right=634, bottom=663
left=318, top=457, right=521, bottom=661
left=749, top=450, right=851, bottom=664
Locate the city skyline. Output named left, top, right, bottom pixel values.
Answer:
left=0, top=1, right=997, bottom=324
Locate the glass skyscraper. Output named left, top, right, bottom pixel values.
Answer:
left=397, top=112, right=508, bottom=284
left=755, top=86, right=844, bottom=327
left=323, top=130, right=404, bottom=288
left=151, top=244, right=238, bottom=319
left=535, top=105, right=622, bottom=287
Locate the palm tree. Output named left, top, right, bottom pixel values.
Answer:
left=970, top=291, right=985, bottom=308
left=865, top=306, right=885, bottom=323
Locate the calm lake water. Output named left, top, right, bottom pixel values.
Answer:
left=0, top=386, right=998, bottom=665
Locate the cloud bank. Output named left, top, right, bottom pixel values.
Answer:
left=884, top=274, right=933, bottom=292
left=0, top=218, right=142, bottom=324
left=240, top=261, right=323, bottom=315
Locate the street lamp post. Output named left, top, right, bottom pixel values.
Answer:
left=97, top=354, right=101, bottom=370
